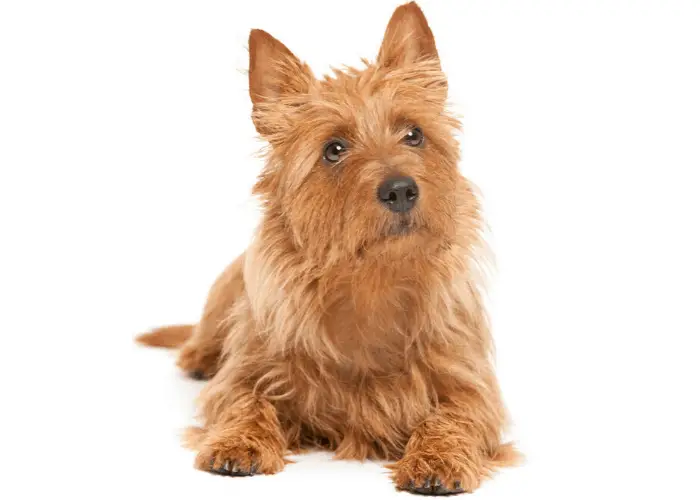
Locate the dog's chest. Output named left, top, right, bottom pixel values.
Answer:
left=321, top=280, right=425, bottom=356
left=271, top=350, right=437, bottom=453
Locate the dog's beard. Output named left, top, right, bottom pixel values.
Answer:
left=347, top=211, right=449, bottom=258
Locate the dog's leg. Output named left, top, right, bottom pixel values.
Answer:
left=176, top=254, right=246, bottom=379
left=187, top=391, right=287, bottom=477
left=390, top=393, right=520, bottom=495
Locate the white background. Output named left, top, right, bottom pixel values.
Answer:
left=1, top=1, right=699, bottom=499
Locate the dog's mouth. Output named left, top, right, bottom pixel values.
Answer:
left=384, top=214, right=418, bottom=237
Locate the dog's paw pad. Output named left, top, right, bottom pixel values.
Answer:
left=390, top=452, right=478, bottom=495
left=196, top=442, right=284, bottom=477
left=406, top=476, right=464, bottom=495
left=208, top=458, right=258, bottom=477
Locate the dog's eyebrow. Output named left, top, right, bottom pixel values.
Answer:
left=393, top=117, right=417, bottom=131
left=323, top=124, right=353, bottom=143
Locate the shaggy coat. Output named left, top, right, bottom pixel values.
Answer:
left=138, top=2, right=519, bottom=495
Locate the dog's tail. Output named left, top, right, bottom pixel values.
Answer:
left=135, top=324, right=194, bottom=348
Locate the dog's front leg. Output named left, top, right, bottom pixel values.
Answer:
left=390, top=399, right=518, bottom=495
left=189, top=391, right=287, bottom=477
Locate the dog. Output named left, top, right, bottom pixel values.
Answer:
left=137, top=2, right=519, bottom=495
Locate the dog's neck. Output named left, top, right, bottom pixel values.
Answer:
left=242, top=206, right=487, bottom=375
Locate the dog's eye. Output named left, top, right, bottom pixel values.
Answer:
left=403, top=127, right=424, bottom=147
left=323, top=140, right=347, bottom=164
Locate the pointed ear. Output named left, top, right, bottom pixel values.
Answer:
left=377, top=2, right=439, bottom=69
left=248, top=29, right=313, bottom=134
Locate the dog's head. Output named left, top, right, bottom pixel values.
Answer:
left=249, top=2, right=480, bottom=262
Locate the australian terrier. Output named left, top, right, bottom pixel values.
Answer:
left=137, top=2, right=519, bottom=495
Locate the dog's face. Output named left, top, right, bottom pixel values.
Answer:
left=249, top=3, right=477, bottom=261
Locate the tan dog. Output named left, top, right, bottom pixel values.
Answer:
left=137, top=2, right=519, bottom=495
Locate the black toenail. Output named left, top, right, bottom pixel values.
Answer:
left=211, top=465, right=228, bottom=475
left=190, top=370, right=205, bottom=380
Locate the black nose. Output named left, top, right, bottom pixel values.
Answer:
left=377, top=176, right=419, bottom=213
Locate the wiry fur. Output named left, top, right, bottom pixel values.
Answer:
left=137, top=2, right=519, bottom=494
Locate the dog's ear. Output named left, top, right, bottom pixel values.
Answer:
left=377, top=2, right=440, bottom=69
left=248, top=29, right=313, bottom=134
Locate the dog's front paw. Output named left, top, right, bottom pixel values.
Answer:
left=390, top=450, right=480, bottom=495
left=194, top=438, right=286, bottom=477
